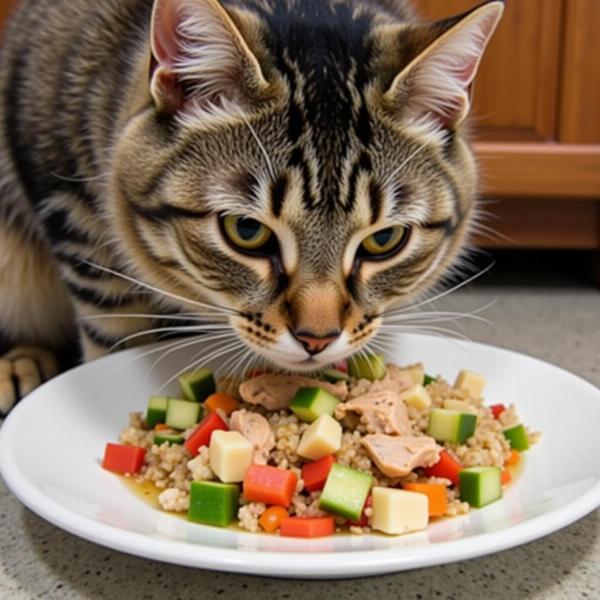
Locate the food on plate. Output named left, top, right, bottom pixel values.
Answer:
left=105, top=359, right=539, bottom=537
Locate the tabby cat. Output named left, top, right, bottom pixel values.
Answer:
left=0, top=0, right=503, bottom=415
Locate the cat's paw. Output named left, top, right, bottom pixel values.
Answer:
left=0, top=347, right=59, bottom=417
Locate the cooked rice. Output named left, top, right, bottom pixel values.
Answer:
left=119, top=365, right=538, bottom=534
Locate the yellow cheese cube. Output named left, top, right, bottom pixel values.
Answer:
left=396, top=363, right=425, bottom=386
left=209, top=430, right=253, bottom=483
left=453, top=370, right=486, bottom=399
left=297, top=414, right=342, bottom=460
left=443, top=399, right=477, bottom=413
left=371, top=487, right=429, bottom=535
left=399, top=384, right=431, bottom=410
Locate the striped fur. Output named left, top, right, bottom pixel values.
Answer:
left=0, top=0, right=503, bottom=377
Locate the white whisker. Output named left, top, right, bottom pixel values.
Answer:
left=241, top=114, right=277, bottom=182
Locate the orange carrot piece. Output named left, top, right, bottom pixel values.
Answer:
left=506, top=449, right=521, bottom=466
left=243, top=464, right=298, bottom=508
left=154, top=423, right=170, bottom=432
left=501, top=469, right=512, bottom=485
left=280, top=516, right=335, bottom=538
left=204, top=392, right=240, bottom=416
left=258, top=506, right=289, bottom=533
left=402, top=483, right=448, bottom=517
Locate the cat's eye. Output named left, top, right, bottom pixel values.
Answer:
left=222, top=215, right=273, bottom=252
left=359, top=225, right=411, bottom=260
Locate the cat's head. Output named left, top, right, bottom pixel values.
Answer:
left=112, top=0, right=503, bottom=371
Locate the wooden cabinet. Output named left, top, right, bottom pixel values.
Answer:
left=417, top=0, right=600, bottom=252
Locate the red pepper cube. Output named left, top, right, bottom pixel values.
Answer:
left=302, top=455, right=335, bottom=492
left=280, top=516, right=335, bottom=538
left=490, top=404, right=507, bottom=419
left=102, top=443, right=146, bottom=475
left=423, top=450, right=463, bottom=487
left=184, top=412, right=229, bottom=456
left=349, top=494, right=372, bottom=527
left=243, top=464, right=298, bottom=508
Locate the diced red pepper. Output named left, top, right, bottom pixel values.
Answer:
left=280, top=516, right=335, bottom=538
left=501, top=469, right=512, bottom=485
left=184, top=412, right=228, bottom=456
left=246, top=369, right=267, bottom=378
left=102, top=443, right=145, bottom=475
left=243, top=464, right=298, bottom=508
left=334, top=361, right=348, bottom=373
left=423, top=450, right=463, bottom=487
left=350, top=494, right=372, bottom=527
left=302, top=455, right=335, bottom=492
left=490, top=404, right=507, bottom=419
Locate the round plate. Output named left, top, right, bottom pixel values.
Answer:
left=1, top=334, right=600, bottom=579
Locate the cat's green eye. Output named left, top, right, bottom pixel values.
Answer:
left=222, top=215, right=272, bottom=252
left=360, top=226, right=411, bottom=259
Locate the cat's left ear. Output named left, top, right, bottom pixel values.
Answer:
left=150, top=0, right=269, bottom=113
left=384, top=0, right=504, bottom=129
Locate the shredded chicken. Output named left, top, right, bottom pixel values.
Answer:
left=230, top=409, right=275, bottom=464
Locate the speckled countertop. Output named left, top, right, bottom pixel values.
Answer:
left=1, top=260, right=599, bottom=599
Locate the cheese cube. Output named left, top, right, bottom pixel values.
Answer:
left=453, top=370, right=486, bottom=399
left=443, top=399, right=477, bottom=413
left=396, top=363, right=425, bottom=386
left=297, top=414, right=342, bottom=461
left=371, top=487, right=429, bottom=535
left=209, top=430, right=253, bottom=483
left=399, top=384, right=431, bottom=410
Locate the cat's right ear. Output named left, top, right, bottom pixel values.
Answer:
left=150, top=0, right=269, bottom=114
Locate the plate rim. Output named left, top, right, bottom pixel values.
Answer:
left=1, top=334, right=600, bottom=578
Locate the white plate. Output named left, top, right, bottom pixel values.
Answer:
left=1, top=334, right=600, bottom=579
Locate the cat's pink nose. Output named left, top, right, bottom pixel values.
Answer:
left=293, top=331, right=340, bottom=355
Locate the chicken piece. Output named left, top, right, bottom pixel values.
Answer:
left=361, top=367, right=414, bottom=396
left=229, top=409, right=275, bottom=465
left=239, top=374, right=347, bottom=411
left=335, top=390, right=411, bottom=435
left=362, top=434, right=441, bottom=477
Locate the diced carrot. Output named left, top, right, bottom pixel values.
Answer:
left=302, top=455, right=335, bottom=492
left=402, top=483, right=448, bottom=517
left=184, top=412, right=228, bottom=456
left=506, top=449, right=521, bottom=466
left=154, top=423, right=170, bottom=432
left=280, top=516, right=335, bottom=538
left=204, top=392, right=240, bottom=416
left=258, top=506, right=289, bottom=533
left=501, top=469, right=512, bottom=485
left=102, top=443, right=145, bottom=475
left=423, top=450, right=463, bottom=487
left=243, top=464, right=298, bottom=508
left=490, top=404, right=507, bottom=419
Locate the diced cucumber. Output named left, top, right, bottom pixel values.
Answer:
left=423, top=374, right=436, bottom=386
left=503, top=424, right=530, bottom=451
left=347, top=354, right=387, bottom=381
left=165, top=398, right=201, bottom=430
left=427, top=408, right=477, bottom=443
left=321, top=368, right=350, bottom=384
left=146, top=396, right=169, bottom=428
left=188, top=481, right=239, bottom=527
left=153, top=432, right=185, bottom=446
left=459, top=466, right=502, bottom=508
left=179, top=368, right=216, bottom=402
left=319, top=463, right=372, bottom=521
left=290, top=387, right=340, bottom=422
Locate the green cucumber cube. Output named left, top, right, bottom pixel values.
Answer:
left=322, top=368, right=350, bottom=384
left=348, top=354, right=387, bottom=381
left=503, top=424, right=530, bottom=451
left=319, top=463, right=372, bottom=521
left=165, top=398, right=201, bottom=430
left=459, top=466, right=502, bottom=508
left=179, top=368, right=216, bottom=402
left=146, top=396, right=169, bottom=428
left=427, top=408, right=477, bottom=443
left=290, top=387, right=340, bottom=422
left=188, top=481, right=239, bottom=527
left=423, top=374, right=436, bottom=386
left=153, top=432, right=185, bottom=446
